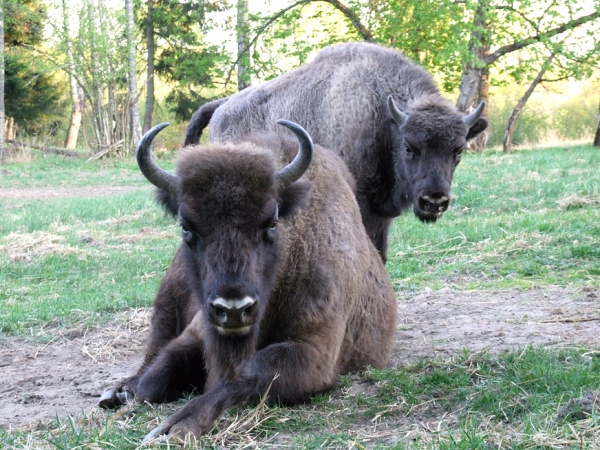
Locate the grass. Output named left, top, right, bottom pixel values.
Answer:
left=387, top=144, right=600, bottom=294
left=1, top=144, right=599, bottom=448
left=2, top=348, right=599, bottom=448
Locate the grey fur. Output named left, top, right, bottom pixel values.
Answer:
left=185, top=42, right=488, bottom=262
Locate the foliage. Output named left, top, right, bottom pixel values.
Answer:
left=3, top=0, right=68, bottom=133
left=3, top=0, right=45, bottom=46
left=363, top=0, right=466, bottom=90
left=4, top=50, right=68, bottom=134
left=142, top=0, right=232, bottom=120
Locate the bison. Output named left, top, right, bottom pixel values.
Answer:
left=99, top=120, right=397, bottom=442
left=184, top=42, right=488, bottom=263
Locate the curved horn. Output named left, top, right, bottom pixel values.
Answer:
left=463, top=101, right=485, bottom=128
left=136, top=122, right=178, bottom=195
left=275, top=119, right=314, bottom=193
left=387, top=95, right=409, bottom=127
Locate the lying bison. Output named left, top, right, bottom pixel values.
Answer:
left=184, top=42, right=488, bottom=263
left=99, top=120, right=397, bottom=442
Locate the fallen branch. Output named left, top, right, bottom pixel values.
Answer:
left=6, top=139, right=85, bottom=158
left=87, top=139, right=125, bottom=162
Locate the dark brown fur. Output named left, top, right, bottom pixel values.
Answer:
left=100, top=133, right=397, bottom=441
left=184, top=42, right=488, bottom=262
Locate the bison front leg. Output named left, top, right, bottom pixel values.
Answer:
left=143, top=340, right=339, bottom=442
left=100, top=312, right=207, bottom=408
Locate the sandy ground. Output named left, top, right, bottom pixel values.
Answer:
left=1, top=287, right=599, bottom=430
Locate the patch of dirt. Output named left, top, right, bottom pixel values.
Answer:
left=0, top=186, right=145, bottom=200
left=392, top=287, right=600, bottom=366
left=1, top=287, right=598, bottom=431
left=0, top=309, right=148, bottom=430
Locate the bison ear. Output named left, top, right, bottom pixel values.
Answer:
left=278, top=178, right=311, bottom=219
left=466, top=117, right=488, bottom=141
left=155, top=187, right=179, bottom=218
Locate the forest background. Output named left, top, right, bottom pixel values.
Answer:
left=1, top=0, right=600, bottom=162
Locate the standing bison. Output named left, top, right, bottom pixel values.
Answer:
left=184, top=42, right=488, bottom=263
left=99, top=120, right=397, bottom=442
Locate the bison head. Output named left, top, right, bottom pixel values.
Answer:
left=136, top=121, right=312, bottom=339
left=387, top=95, right=487, bottom=222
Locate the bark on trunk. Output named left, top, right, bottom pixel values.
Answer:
left=63, top=0, right=83, bottom=149
left=143, top=0, right=154, bottom=133
left=456, top=0, right=489, bottom=114
left=456, top=0, right=490, bottom=150
left=65, top=85, right=84, bottom=149
left=237, top=0, right=250, bottom=91
left=126, top=0, right=142, bottom=146
left=5, top=117, right=16, bottom=140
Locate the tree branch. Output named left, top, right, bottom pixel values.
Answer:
left=223, top=0, right=372, bottom=89
left=484, top=9, right=600, bottom=65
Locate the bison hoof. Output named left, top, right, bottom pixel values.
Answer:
left=98, top=387, right=133, bottom=409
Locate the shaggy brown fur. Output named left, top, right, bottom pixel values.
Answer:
left=99, top=132, right=397, bottom=441
left=184, top=42, right=488, bottom=262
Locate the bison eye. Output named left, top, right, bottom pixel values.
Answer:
left=179, top=223, right=198, bottom=246
left=404, top=143, right=418, bottom=158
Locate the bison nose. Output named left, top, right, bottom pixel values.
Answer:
left=418, top=194, right=449, bottom=214
left=208, top=296, right=257, bottom=333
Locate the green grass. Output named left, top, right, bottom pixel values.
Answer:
left=0, top=191, right=179, bottom=336
left=1, top=144, right=599, bottom=448
left=0, top=152, right=174, bottom=189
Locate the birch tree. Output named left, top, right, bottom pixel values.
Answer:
left=62, top=0, right=84, bottom=149
left=143, top=0, right=154, bottom=132
left=236, top=0, right=250, bottom=91
left=125, top=0, right=141, bottom=145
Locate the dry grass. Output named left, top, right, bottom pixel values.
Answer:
left=556, top=194, right=599, bottom=210
left=0, top=231, right=82, bottom=262
left=79, top=308, right=150, bottom=364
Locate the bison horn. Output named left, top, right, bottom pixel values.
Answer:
left=463, top=101, right=486, bottom=128
left=275, top=119, right=314, bottom=193
left=136, top=122, right=178, bottom=196
left=387, top=95, right=409, bottom=127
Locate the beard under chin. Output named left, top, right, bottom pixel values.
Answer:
left=414, top=205, right=442, bottom=223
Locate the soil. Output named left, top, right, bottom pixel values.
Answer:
left=1, top=187, right=599, bottom=431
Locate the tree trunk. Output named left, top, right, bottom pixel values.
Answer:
left=0, top=1, right=5, bottom=164
left=456, top=0, right=489, bottom=112
left=456, top=0, right=490, bottom=151
left=5, top=117, right=16, bottom=140
left=503, top=54, right=555, bottom=152
left=143, top=0, right=155, bottom=133
left=126, top=0, right=142, bottom=146
left=594, top=94, right=600, bottom=147
left=65, top=84, right=85, bottom=149
left=237, top=0, right=250, bottom=91
left=62, top=0, right=84, bottom=149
